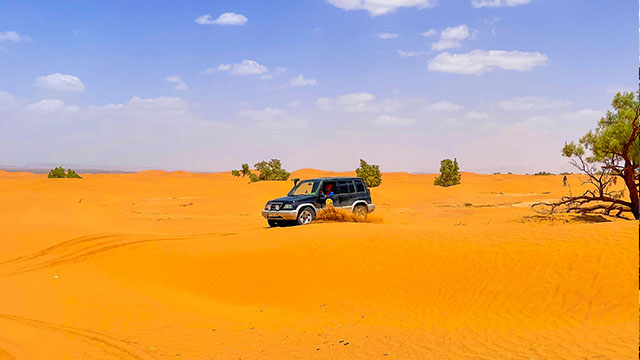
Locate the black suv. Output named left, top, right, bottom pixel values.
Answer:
left=262, top=177, right=376, bottom=227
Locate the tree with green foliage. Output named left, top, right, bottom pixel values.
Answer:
left=252, top=159, right=290, bottom=182
left=241, top=163, right=250, bottom=177
left=355, top=159, right=382, bottom=188
left=48, top=166, right=82, bottom=178
left=533, top=92, right=639, bottom=219
left=231, top=170, right=241, bottom=177
left=434, top=158, right=461, bottom=187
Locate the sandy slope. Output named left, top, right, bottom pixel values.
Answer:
left=0, top=170, right=637, bottom=359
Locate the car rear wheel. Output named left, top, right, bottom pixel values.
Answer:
left=353, top=204, right=368, bottom=221
left=268, top=220, right=281, bottom=227
left=296, top=207, right=315, bottom=225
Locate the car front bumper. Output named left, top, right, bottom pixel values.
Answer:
left=262, top=209, right=298, bottom=220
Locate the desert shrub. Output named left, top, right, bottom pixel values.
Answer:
left=232, top=160, right=289, bottom=182
left=533, top=171, right=554, bottom=176
left=66, top=169, right=81, bottom=178
left=434, top=158, right=461, bottom=187
left=48, top=166, right=66, bottom=178
left=355, top=159, right=382, bottom=188
left=241, top=163, right=250, bottom=177
left=253, top=159, right=290, bottom=181
left=248, top=173, right=259, bottom=182
left=48, top=166, right=82, bottom=178
left=507, top=172, right=513, bottom=175
left=559, top=172, right=572, bottom=175
left=493, top=172, right=501, bottom=175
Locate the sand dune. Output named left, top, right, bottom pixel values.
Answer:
left=0, top=170, right=637, bottom=359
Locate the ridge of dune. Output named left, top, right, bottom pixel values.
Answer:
left=0, top=170, right=636, bottom=359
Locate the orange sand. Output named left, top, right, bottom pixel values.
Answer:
left=0, top=169, right=637, bottom=359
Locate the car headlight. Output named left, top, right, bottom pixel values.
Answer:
left=265, top=202, right=271, bottom=210
left=282, top=203, right=293, bottom=210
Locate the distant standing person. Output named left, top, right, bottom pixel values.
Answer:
left=563, top=175, right=567, bottom=187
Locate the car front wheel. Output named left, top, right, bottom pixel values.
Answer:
left=296, top=207, right=315, bottom=225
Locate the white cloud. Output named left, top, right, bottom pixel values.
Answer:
left=375, top=114, right=415, bottom=126
left=377, top=32, right=399, bottom=39
left=337, top=92, right=377, bottom=112
left=238, top=107, right=286, bottom=121
left=316, top=97, right=333, bottom=111
left=165, top=76, right=188, bottom=91
left=261, top=66, right=288, bottom=80
left=173, top=82, right=188, bottom=91
left=431, top=24, right=469, bottom=51
left=208, top=60, right=268, bottom=76
left=471, top=0, right=531, bottom=8
left=34, top=73, right=85, bottom=92
left=195, top=12, right=248, bottom=26
left=396, top=49, right=428, bottom=57
left=327, top=0, right=438, bottom=16
left=424, top=100, right=462, bottom=112
left=289, top=74, right=317, bottom=87
left=316, top=93, right=400, bottom=113
left=25, top=99, right=79, bottom=113
left=0, top=91, right=18, bottom=109
left=498, top=96, right=570, bottom=110
left=428, top=50, right=548, bottom=75
left=421, top=29, right=437, bottom=37
left=0, top=31, right=31, bottom=43
left=464, top=111, right=489, bottom=119
left=237, top=107, right=306, bottom=128
left=89, top=96, right=189, bottom=116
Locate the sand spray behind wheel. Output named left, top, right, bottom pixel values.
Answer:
left=316, top=206, right=383, bottom=223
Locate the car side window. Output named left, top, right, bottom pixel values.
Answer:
left=355, top=180, right=365, bottom=193
left=337, top=181, right=350, bottom=194
left=347, top=181, right=355, bottom=194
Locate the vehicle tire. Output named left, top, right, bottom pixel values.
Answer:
left=268, top=220, right=280, bottom=227
left=353, top=204, right=368, bottom=221
left=296, top=207, right=315, bottom=225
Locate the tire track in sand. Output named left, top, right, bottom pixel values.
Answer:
left=0, top=232, right=220, bottom=277
left=0, top=313, right=156, bottom=359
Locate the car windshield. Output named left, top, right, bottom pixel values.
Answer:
left=288, top=180, right=320, bottom=196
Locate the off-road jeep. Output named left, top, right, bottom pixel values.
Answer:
left=261, top=177, right=376, bottom=227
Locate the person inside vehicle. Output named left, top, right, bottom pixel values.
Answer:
left=321, top=183, right=335, bottom=196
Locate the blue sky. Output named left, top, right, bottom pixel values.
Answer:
left=0, top=0, right=636, bottom=173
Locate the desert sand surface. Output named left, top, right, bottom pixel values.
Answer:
left=0, top=169, right=637, bottom=359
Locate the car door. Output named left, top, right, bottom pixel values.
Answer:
left=336, top=180, right=355, bottom=208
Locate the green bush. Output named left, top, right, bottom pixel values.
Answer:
left=231, top=170, right=241, bottom=177
left=355, top=159, right=382, bottom=188
left=66, top=169, right=81, bottom=178
left=48, top=166, right=82, bottom=178
left=241, top=163, right=250, bottom=177
left=533, top=171, right=554, bottom=176
left=434, top=158, right=461, bottom=187
left=252, top=159, right=290, bottom=182
left=248, top=173, right=259, bottom=183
